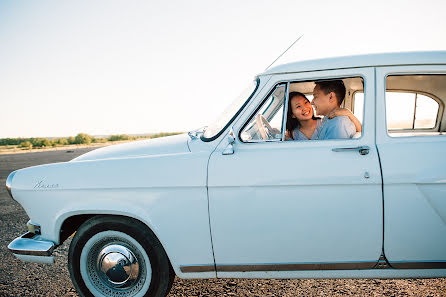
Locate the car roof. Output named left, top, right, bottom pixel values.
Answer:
left=261, top=51, right=446, bottom=76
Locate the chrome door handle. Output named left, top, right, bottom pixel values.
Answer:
left=332, top=146, right=370, bottom=155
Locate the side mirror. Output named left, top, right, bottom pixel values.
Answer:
left=222, top=128, right=235, bottom=155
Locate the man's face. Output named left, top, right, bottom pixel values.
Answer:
left=312, top=85, right=332, bottom=116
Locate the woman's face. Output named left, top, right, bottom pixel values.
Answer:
left=290, top=96, right=314, bottom=121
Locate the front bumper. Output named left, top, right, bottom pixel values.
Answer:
left=8, top=232, right=56, bottom=264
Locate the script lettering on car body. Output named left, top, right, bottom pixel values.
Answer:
left=34, top=180, right=59, bottom=189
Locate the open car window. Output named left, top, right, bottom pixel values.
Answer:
left=240, top=77, right=365, bottom=143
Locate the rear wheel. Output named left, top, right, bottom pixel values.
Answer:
left=68, top=216, right=174, bottom=297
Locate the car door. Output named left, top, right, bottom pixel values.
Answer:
left=376, top=66, right=446, bottom=269
left=207, top=67, right=383, bottom=277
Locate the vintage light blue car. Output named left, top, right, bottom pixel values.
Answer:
left=7, top=51, right=446, bottom=297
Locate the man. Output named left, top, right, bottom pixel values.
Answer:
left=312, top=80, right=356, bottom=140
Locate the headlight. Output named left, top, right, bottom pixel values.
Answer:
left=6, top=170, right=17, bottom=200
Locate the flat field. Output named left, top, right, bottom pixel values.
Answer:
left=0, top=148, right=445, bottom=296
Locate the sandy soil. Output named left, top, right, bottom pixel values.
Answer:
left=0, top=148, right=445, bottom=296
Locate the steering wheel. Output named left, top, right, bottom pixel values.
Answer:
left=255, top=114, right=275, bottom=140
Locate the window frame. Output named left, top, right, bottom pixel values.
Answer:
left=382, top=73, right=446, bottom=135
left=239, top=75, right=367, bottom=143
left=238, top=82, right=289, bottom=143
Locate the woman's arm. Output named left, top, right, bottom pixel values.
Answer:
left=327, top=108, right=362, bottom=132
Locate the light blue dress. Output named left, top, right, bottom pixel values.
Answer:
left=290, top=118, right=323, bottom=140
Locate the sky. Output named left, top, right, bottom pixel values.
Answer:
left=1, top=0, right=446, bottom=138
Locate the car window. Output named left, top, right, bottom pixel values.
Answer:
left=241, top=77, right=365, bottom=142
left=380, top=74, right=445, bottom=137
left=354, top=90, right=441, bottom=131
left=240, top=84, right=286, bottom=142
left=414, top=94, right=439, bottom=129
left=386, top=92, right=439, bottom=130
left=287, top=77, right=364, bottom=141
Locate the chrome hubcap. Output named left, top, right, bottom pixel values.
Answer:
left=80, top=231, right=151, bottom=297
left=97, top=244, right=139, bottom=287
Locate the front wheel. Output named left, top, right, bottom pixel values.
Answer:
left=68, top=216, right=174, bottom=297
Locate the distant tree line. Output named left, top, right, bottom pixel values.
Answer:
left=0, top=132, right=181, bottom=149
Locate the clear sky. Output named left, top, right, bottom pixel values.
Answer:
left=1, top=0, right=446, bottom=138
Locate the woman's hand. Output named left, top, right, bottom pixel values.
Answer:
left=327, top=108, right=350, bottom=119
left=327, top=108, right=362, bottom=132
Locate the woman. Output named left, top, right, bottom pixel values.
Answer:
left=285, top=92, right=361, bottom=140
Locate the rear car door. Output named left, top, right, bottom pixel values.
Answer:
left=376, top=65, right=446, bottom=268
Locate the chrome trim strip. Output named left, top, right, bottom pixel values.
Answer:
left=180, top=261, right=446, bottom=273
left=5, top=170, right=17, bottom=200
left=180, top=265, right=215, bottom=273
left=8, top=232, right=55, bottom=257
left=216, top=262, right=377, bottom=272
left=390, top=262, right=446, bottom=269
left=180, top=262, right=376, bottom=273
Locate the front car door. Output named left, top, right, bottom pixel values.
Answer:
left=208, top=67, right=383, bottom=277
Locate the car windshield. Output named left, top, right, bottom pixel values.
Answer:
left=202, top=78, right=259, bottom=140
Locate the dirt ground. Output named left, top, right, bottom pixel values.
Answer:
left=0, top=148, right=445, bottom=296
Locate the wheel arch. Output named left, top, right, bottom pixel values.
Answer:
left=58, top=212, right=175, bottom=274
left=55, top=207, right=161, bottom=245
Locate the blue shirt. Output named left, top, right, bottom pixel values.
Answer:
left=317, top=116, right=356, bottom=140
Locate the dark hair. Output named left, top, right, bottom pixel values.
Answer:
left=286, top=92, right=318, bottom=140
left=315, top=80, right=346, bottom=106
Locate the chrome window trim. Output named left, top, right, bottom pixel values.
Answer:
left=239, top=81, right=288, bottom=143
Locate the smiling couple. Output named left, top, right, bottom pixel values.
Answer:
left=285, top=80, right=361, bottom=141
